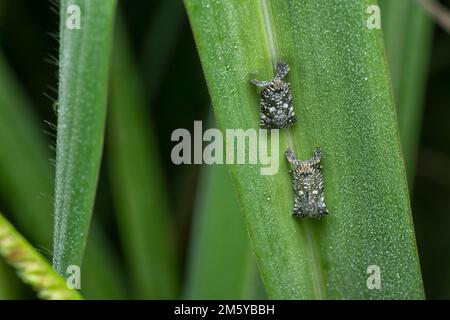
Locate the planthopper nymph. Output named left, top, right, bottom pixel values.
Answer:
left=285, top=147, right=328, bottom=218
left=251, top=62, right=297, bottom=129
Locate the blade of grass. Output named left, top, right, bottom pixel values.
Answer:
left=184, top=162, right=257, bottom=299
left=0, top=48, right=126, bottom=298
left=53, top=0, right=117, bottom=274
left=108, top=16, right=178, bottom=299
left=0, top=213, right=82, bottom=300
left=0, top=260, right=19, bottom=299
left=380, top=0, right=433, bottom=183
left=185, top=0, right=423, bottom=298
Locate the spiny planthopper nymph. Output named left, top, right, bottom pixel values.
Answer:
left=285, top=147, right=328, bottom=218
left=251, top=62, right=297, bottom=129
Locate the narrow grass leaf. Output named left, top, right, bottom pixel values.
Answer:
left=53, top=0, right=117, bottom=274
left=108, top=17, right=178, bottom=299
left=380, top=0, right=433, bottom=182
left=184, top=163, right=257, bottom=299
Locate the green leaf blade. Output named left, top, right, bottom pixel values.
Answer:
left=108, top=17, right=178, bottom=299
left=53, top=0, right=117, bottom=274
left=380, top=0, right=433, bottom=182
left=185, top=0, right=423, bottom=299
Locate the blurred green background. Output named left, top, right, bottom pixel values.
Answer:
left=0, top=0, right=449, bottom=299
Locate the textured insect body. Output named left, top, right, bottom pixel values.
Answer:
left=285, top=147, right=328, bottom=218
left=251, top=62, right=297, bottom=129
